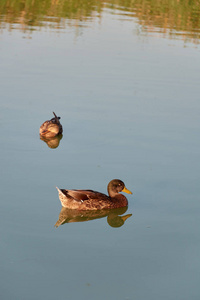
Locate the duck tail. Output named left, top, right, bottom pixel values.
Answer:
left=56, top=186, right=63, bottom=194
left=56, top=186, right=67, bottom=197
left=56, top=187, right=68, bottom=207
left=53, top=112, right=61, bottom=121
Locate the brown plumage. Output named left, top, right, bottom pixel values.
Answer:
left=40, top=112, right=63, bottom=138
left=56, top=179, right=132, bottom=210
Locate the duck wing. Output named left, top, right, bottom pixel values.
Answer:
left=63, top=189, right=109, bottom=202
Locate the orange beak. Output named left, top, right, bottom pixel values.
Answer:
left=122, top=186, right=132, bottom=194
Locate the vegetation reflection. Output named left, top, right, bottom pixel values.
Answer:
left=0, top=0, right=200, bottom=43
left=54, top=206, right=132, bottom=228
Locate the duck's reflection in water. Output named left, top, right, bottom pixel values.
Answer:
left=40, top=134, right=63, bottom=149
left=55, top=206, right=132, bottom=228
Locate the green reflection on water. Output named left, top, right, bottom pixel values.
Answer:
left=0, top=0, right=200, bottom=43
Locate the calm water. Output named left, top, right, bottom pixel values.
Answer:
left=1, top=1, right=200, bottom=300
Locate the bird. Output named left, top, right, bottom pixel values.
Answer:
left=40, top=112, right=63, bottom=138
left=56, top=179, right=132, bottom=210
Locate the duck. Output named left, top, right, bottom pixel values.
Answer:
left=40, top=112, right=63, bottom=138
left=56, top=179, right=132, bottom=210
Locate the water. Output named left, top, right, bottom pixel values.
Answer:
left=1, top=2, right=200, bottom=300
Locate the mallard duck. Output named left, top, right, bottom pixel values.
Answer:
left=40, top=112, right=63, bottom=138
left=56, top=179, right=132, bottom=210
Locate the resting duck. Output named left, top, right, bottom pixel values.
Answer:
left=40, top=112, right=63, bottom=138
left=56, top=179, right=132, bottom=210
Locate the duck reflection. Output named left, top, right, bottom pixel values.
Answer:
left=54, top=206, right=132, bottom=228
left=40, top=134, right=63, bottom=149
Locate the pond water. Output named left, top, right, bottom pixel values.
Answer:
left=1, top=1, right=200, bottom=300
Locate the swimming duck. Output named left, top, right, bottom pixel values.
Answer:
left=40, top=112, right=63, bottom=138
left=56, top=179, right=132, bottom=210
